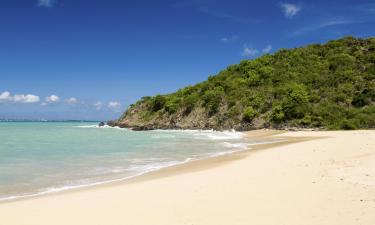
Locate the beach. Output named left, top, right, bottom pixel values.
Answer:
left=1, top=130, right=374, bottom=225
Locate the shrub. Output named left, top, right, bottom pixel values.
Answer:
left=339, top=119, right=358, bottom=130
left=270, top=104, right=285, bottom=123
left=150, top=95, right=166, bottom=112
left=164, top=96, right=180, bottom=114
left=242, top=106, right=258, bottom=122
left=202, top=87, right=224, bottom=115
left=182, top=93, right=199, bottom=114
left=279, top=83, right=309, bottom=119
left=301, top=115, right=311, bottom=125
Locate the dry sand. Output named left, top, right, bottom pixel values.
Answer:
left=1, top=130, right=375, bottom=225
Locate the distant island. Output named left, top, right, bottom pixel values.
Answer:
left=109, top=36, right=375, bottom=131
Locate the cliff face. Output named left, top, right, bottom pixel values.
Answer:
left=110, top=37, right=375, bottom=131
left=109, top=103, right=265, bottom=131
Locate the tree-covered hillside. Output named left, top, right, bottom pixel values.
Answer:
left=111, top=37, right=375, bottom=130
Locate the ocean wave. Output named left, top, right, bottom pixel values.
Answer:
left=73, top=125, right=98, bottom=128
left=150, top=134, right=177, bottom=139
left=74, top=125, right=244, bottom=141
left=0, top=158, right=195, bottom=202
left=0, top=174, right=140, bottom=202
left=221, top=142, right=249, bottom=149
left=74, top=125, right=127, bottom=130
left=126, top=160, right=189, bottom=173
left=156, top=129, right=244, bottom=140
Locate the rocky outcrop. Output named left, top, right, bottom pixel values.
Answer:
left=108, top=103, right=265, bottom=131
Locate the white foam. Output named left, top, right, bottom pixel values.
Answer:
left=74, top=126, right=244, bottom=140
left=0, top=172, right=145, bottom=202
left=221, top=142, right=249, bottom=149
left=156, top=129, right=244, bottom=140
left=74, top=125, right=98, bottom=128
left=0, top=158, right=195, bottom=202
left=126, top=161, right=183, bottom=173
left=150, top=134, right=177, bottom=139
left=74, top=125, right=127, bottom=130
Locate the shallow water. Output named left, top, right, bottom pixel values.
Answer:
left=0, top=122, right=272, bottom=201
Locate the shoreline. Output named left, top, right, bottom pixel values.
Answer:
left=0, top=129, right=304, bottom=203
left=1, top=130, right=374, bottom=225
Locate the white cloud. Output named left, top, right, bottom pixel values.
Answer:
left=38, top=0, right=56, bottom=7
left=0, top=91, right=12, bottom=102
left=281, top=3, right=301, bottom=18
left=0, top=91, right=40, bottom=104
left=221, top=38, right=230, bottom=42
left=13, top=94, right=40, bottom=103
left=108, top=101, right=121, bottom=110
left=41, top=95, right=60, bottom=106
left=94, top=101, right=103, bottom=110
left=242, top=47, right=259, bottom=57
left=220, top=35, right=239, bottom=43
left=66, top=97, right=78, bottom=105
left=262, top=45, right=272, bottom=53
left=45, top=95, right=60, bottom=103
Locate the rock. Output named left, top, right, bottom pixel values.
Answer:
left=131, top=126, right=155, bottom=131
left=98, top=122, right=105, bottom=127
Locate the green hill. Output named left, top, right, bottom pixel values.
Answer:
left=110, top=36, right=375, bottom=130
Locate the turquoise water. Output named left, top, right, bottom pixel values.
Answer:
left=0, top=122, right=264, bottom=201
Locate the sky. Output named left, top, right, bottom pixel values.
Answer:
left=0, top=0, right=374, bottom=120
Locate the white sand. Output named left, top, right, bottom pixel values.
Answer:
left=0, top=130, right=374, bottom=225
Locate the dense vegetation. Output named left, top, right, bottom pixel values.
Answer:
left=113, top=37, right=375, bottom=130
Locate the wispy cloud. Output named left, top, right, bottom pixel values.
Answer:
left=292, top=18, right=363, bottom=36
left=66, top=97, right=78, bottom=105
left=41, top=95, right=60, bottom=106
left=0, top=91, right=40, bottom=104
left=280, top=3, right=301, bottom=18
left=220, top=35, right=239, bottom=43
left=38, top=0, right=56, bottom=8
left=45, top=95, right=60, bottom=103
left=352, top=3, right=375, bottom=14
left=262, top=45, right=272, bottom=53
left=108, top=101, right=121, bottom=110
left=199, top=7, right=257, bottom=24
left=242, top=46, right=259, bottom=57
left=242, top=44, right=274, bottom=57
left=94, top=101, right=103, bottom=110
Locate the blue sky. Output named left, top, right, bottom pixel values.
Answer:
left=0, top=0, right=374, bottom=120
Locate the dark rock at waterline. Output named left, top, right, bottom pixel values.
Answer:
left=131, top=125, right=155, bottom=131
left=98, top=122, right=105, bottom=127
left=106, top=120, right=117, bottom=127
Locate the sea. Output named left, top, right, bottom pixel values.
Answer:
left=0, top=122, right=280, bottom=201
